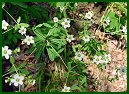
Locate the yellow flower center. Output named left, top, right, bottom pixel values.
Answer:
left=3, top=50, right=7, bottom=54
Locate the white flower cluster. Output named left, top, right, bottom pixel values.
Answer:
left=61, top=85, right=71, bottom=92
left=120, top=25, right=127, bottom=34
left=22, top=36, right=34, bottom=45
left=18, top=26, right=34, bottom=45
left=53, top=17, right=71, bottom=29
left=66, top=34, right=75, bottom=43
left=82, top=35, right=90, bottom=43
left=61, top=18, right=71, bottom=28
left=75, top=52, right=85, bottom=61
left=10, top=74, right=24, bottom=87
left=93, top=54, right=111, bottom=65
left=85, top=11, right=93, bottom=20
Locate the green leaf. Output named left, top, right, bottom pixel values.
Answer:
left=71, top=83, right=81, bottom=91
left=35, top=24, right=43, bottom=29
left=35, top=46, right=44, bottom=60
left=14, top=24, right=20, bottom=31
left=18, top=61, right=27, bottom=69
left=46, top=46, right=57, bottom=61
left=8, top=65, right=16, bottom=73
left=17, top=17, right=21, bottom=23
left=19, top=23, right=29, bottom=28
left=57, top=48, right=64, bottom=54
left=10, top=56, right=15, bottom=64
left=43, top=23, right=52, bottom=28
left=11, top=2, right=28, bottom=8
left=20, top=69, right=30, bottom=75
left=56, top=2, right=66, bottom=7
left=80, top=76, right=86, bottom=85
left=34, top=30, right=45, bottom=40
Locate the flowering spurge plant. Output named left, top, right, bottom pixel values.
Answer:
left=2, top=2, right=127, bottom=92
left=93, top=53, right=111, bottom=69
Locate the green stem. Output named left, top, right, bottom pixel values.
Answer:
left=3, top=8, right=18, bottom=24
left=19, top=85, right=21, bottom=92
left=2, top=27, right=14, bottom=34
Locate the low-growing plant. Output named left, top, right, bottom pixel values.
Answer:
left=2, top=2, right=127, bottom=92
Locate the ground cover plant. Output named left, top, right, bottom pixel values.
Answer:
left=2, top=2, right=127, bottom=92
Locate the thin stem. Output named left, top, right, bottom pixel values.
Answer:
left=3, top=8, right=18, bottom=24
left=19, top=85, right=21, bottom=92
left=2, top=27, right=14, bottom=34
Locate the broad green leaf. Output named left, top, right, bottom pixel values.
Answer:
left=56, top=2, right=66, bottom=7
left=19, top=23, right=29, bottom=28
left=46, top=47, right=57, bottom=61
left=10, top=56, right=15, bottom=64
left=18, top=61, right=27, bottom=69
left=11, top=2, right=28, bottom=8
left=8, top=65, right=16, bottom=73
left=71, top=83, right=81, bottom=91
left=35, top=46, right=45, bottom=60
left=20, top=69, right=30, bottom=75
left=17, top=17, right=21, bottom=23
left=34, top=30, right=45, bottom=40
left=35, top=24, right=43, bottom=29
left=14, top=24, right=20, bottom=31
left=80, top=76, right=86, bottom=85
left=43, top=23, right=52, bottom=28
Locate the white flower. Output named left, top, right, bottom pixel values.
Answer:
left=104, top=54, right=111, bottom=62
left=18, top=26, right=26, bottom=35
left=93, top=55, right=102, bottom=65
left=66, top=34, right=75, bottom=42
left=53, top=17, right=59, bottom=23
left=82, top=35, right=90, bottom=43
left=61, top=18, right=70, bottom=28
left=61, top=85, right=70, bottom=92
left=119, top=66, right=127, bottom=75
left=105, top=17, right=110, bottom=25
left=2, top=46, right=12, bottom=59
left=2, top=20, right=9, bottom=30
left=85, top=12, right=93, bottom=19
left=23, top=36, right=34, bottom=45
left=74, top=3, right=78, bottom=7
left=75, top=52, right=85, bottom=61
left=120, top=26, right=127, bottom=34
left=60, top=6, right=64, bottom=11
left=32, top=80, right=36, bottom=85
left=10, top=74, right=24, bottom=87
